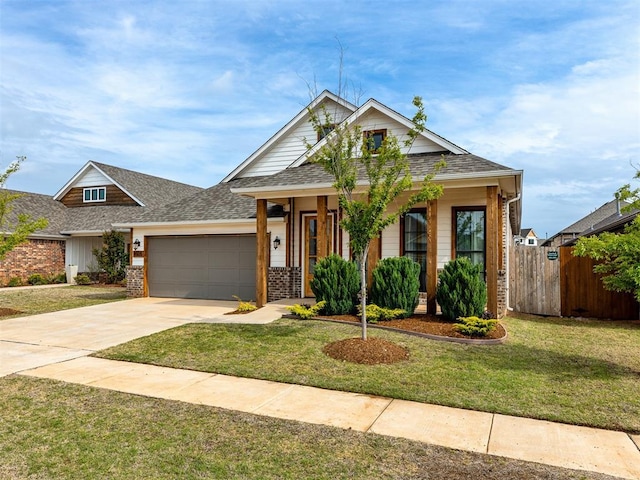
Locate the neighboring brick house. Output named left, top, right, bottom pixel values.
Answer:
left=0, top=162, right=202, bottom=285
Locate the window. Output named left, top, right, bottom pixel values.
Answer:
left=453, top=207, right=485, bottom=271
left=83, top=187, right=106, bottom=203
left=527, top=238, right=535, bottom=245
left=317, top=123, right=336, bottom=141
left=401, top=209, right=427, bottom=291
left=363, top=129, right=386, bottom=153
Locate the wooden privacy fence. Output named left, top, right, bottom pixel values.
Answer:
left=510, top=245, right=639, bottom=320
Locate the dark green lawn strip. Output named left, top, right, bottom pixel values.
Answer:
left=0, top=376, right=618, bottom=480
left=96, top=316, right=640, bottom=433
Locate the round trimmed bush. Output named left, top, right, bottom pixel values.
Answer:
left=436, top=257, right=487, bottom=321
left=370, top=256, right=421, bottom=318
left=310, top=254, right=359, bottom=315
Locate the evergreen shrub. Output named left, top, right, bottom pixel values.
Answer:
left=370, top=256, right=421, bottom=318
left=436, top=257, right=487, bottom=321
left=310, top=254, right=359, bottom=315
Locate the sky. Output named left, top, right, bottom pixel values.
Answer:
left=1, top=0, right=639, bottom=239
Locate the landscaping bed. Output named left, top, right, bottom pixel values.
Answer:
left=316, top=313, right=507, bottom=341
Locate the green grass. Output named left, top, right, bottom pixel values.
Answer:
left=0, top=285, right=126, bottom=319
left=0, top=376, right=616, bottom=480
left=97, top=315, right=640, bottom=434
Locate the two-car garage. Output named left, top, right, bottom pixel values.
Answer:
left=146, top=235, right=256, bottom=300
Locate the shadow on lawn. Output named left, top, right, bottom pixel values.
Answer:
left=452, top=342, right=640, bottom=380
left=506, top=312, right=640, bottom=331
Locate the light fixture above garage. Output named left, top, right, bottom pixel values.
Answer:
left=273, top=236, right=281, bottom=250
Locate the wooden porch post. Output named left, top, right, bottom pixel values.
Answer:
left=256, top=199, right=268, bottom=308
left=486, top=186, right=499, bottom=316
left=426, top=199, right=438, bottom=314
left=317, top=195, right=328, bottom=259
left=366, top=236, right=381, bottom=287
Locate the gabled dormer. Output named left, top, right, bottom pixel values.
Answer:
left=289, top=98, right=468, bottom=169
left=53, top=161, right=144, bottom=207
left=222, top=90, right=357, bottom=182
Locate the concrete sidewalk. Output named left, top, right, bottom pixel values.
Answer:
left=21, top=356, right=640, bottom=480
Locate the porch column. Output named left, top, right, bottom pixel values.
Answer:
left=426, top=199, right=438, bottom=314
left=366, top=236, right=381, bottom=287
left=486, top=186, right=499, bottom=316
left=256, top=199, right=268, bottom=308
left=317, top=195, right=328, bottom=259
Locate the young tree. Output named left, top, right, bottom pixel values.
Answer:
left=574, top=167, right=640, bottom=301
left=0, top=157, right=48, bottom=259
left=306, top=97, right=444, bottom=339
left=92, top=230, right=129, bottom=283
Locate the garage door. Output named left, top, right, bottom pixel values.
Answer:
left=147, top=235, right=256, bottom=300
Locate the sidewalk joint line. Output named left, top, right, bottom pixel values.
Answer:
left=629, top=433, right=640, bottom=453
left=364, top=397, right=395, bottom=433
left=486, top=414, right=496, bottom=454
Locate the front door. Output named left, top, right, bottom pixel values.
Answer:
left=304, top=215, right=333, bottom=297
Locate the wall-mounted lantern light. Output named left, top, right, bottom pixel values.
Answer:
left=273, top=236, right=281, bottom=250
left=133, top=238, right=141, bottom=251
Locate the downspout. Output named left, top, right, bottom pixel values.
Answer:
left=505, top=192, right=521, bottom=312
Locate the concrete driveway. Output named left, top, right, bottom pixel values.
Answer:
left=0, top=297, right=288, bottom=377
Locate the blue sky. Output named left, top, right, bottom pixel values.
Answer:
left=1, top=0, right=638, bottom=238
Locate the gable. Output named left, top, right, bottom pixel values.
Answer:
left=54, top=161, right=143, bottom=207
left=355, top=108, right=453, bottom=155
left=223, top=92, right=356, bottom=181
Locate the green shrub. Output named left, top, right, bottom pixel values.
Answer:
left=7, top=277, right=22, bottom=287
left=92, top=230, right=129, bottom=283
left=436, top=257, right=487, bottom=321
left=357, top=304, right=406, bottom=323
left=74, top=274, right=92, bottom=286
left=27, top=273, right=47, bottom=285
left=46, top=272, right=66, bottom=284
left=310, top=254, right=359, bottom=315
left=370, top=257, right=421, bottom=318
left=286, top=301, right=327, bottom=320
left=454, top=316, right=498, bottom=337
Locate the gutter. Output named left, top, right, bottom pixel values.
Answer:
left=505, top=191, right=522, bottom=312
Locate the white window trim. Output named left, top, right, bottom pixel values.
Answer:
left=83, top=186, right=106, bottom=203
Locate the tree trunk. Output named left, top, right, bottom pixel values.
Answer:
left=359, top=246, right=369, bottom=340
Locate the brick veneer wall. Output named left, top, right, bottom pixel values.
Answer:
left=126, top=265, right=144, bottom=297
left=0, top=239, right=66, bottom=286
left=268, top=266, right=301, bottom=302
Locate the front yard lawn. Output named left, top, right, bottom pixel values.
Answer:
left=0, top=375, right=619, bottom=480
left=0, top=285, right=126, bottom=319
left=96, top=315, right=640, bottom=434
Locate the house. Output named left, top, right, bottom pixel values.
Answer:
left=515, top=228, right=540, bottom=246
left=542, top=199, right=633, bottom=247
left=118, top=91, right=523, bottom=317
left=0, top=161, right=202, bottom=284
left=561, top=201, right=639, bottom=246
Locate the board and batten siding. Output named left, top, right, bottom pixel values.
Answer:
left=66, top=236, right=121, bottom=273
left=73, top=168, right=114, bottom=188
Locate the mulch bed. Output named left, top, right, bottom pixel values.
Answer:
left=316, top=313, right=506, bottom=340
left=315, top=313, right=506, bottom=365
left=0, top=307, right=22, bottom=317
